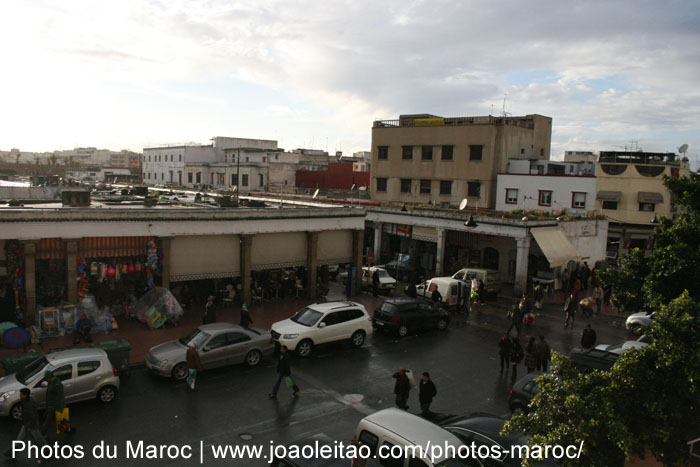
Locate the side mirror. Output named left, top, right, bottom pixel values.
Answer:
left=318, top=322, right=327, bottom=328
left=202, top=347, right=209, bottom=352
left=40, top=381, right=48, bottom=388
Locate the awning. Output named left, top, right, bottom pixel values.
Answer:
left=530, top=228, right=582, bottom=269
left=37, top=238, right=65, bottom=260
left=79, top=237, right=153, bottom=258
left=596, top=191, right=621, bottom=202
left=638, top=192, right=663, bottom=203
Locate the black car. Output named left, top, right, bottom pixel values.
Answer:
left=440, top=415, right=558, bottom=467
left=270, top=434, right=381, bottom=467
left=378, top=261, right=424, bottom=283
left=373, top=298, right=450, bottom=337
left=569, top=347, right=621, bottom=373
left=509, top=372, right=543, bottom=414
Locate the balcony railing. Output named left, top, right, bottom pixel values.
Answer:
left=373, top=116, right=535, bottom=129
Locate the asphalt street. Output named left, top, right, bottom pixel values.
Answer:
left=0, top=295, right=630, bottom=466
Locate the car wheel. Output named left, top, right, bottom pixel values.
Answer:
left=351, top=330, right=366, bottom=347
left=245, top=349, right=262, bottom=367
left=629, top=323, right=643, bottom=335
left=437, top=318, right=448, bottom=330
left=10, top=402, right=22, bottom=422
left=296, top=339, right=313, bottom=357
left=171, top=362, right=189, bottom=381
left=397, top=324, right=408, bottom=337
left=97, top=385, right=117, bottom=403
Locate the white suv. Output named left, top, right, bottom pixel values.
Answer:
left=270, top=301, right=373, bottom=357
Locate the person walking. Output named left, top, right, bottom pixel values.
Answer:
left=564, top=292, right=577, bottom=328
left=372, top=269, right=380, bottom=297
left=524, top=337, right=538, bottom=373
left=431, top=286, right=442, bottom=310
left=41, top=371, right=65, bottom=439
left=239, top=303, right=253, bottom=329
left=592, top=284, right=604, bottom=315
left=418, top=372, right=437, bottom=417
left=186, top=342, right=201, bottom=391
left=581, top=263, right=591, bottom=290
left=203, top=296, right=217, bottom=324
left=476, top=279, right=486, bottom=304
left=581, top=324, right=597, bottom=348
left=269, top=345, right=299, bottom=399
left=562, top=268, right=570, bottom=293
left=393, top=368, right=411, bottom=410
left=510, top=337, right=524, bottom=383
left=498, top=334, right=512, bottom=374
left=535, top=336, right=551, bottom=372
left=534, top=285, right=545, bottom=310
left=4, top=388, right=47, bottom=460
left=506, top=302, right=523, bottom=337
left=405, top=282, right=417, bottom=298
left=470, top=275, right=479, bottom=307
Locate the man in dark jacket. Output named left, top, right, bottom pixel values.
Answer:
left=564, top=292, right=577, bottom=328
left=507, top=302, right=523, bottom=337
left=535, top=335, right=551, bottom=372
left=4, top=388, right=47, bottom=458
left=372, top=270, right=380, bottom=297
left=41, top=371, right=66, bottom=437
left=405, top=282, right=417, bottom=298
left=239, top=304, right=253, bottom=329
left=269, top=346, right=299, bottom=399
left=418, top=372, right=437, bottom=416
left=510, top=337, right=524, bottom=383
left=498, top=334, right=512, bottom=373
left=581, top=324, right=597, bottom=348
left=203, top=296, right=217, bottom=324
left=393, top=368, right=411, bottom=410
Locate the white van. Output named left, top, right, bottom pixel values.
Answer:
left=354, top=408, right=480, bottom=466
left=451, top=268, right=503, bottom=298
left=414, top=277, right=468, bottom=309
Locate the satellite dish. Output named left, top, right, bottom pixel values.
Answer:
left=459, top=198, right=468, bottom=210
left=312, top=188, right=319, bottom=199
left=678, top=144, right=688, bottom=154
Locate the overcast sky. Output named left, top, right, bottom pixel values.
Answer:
left=1, top=0, right=698, bottom=166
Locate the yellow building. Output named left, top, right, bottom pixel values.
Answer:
left=595, top=151, right=690, bottom=258
left=370, top=113, right=552, bottom=207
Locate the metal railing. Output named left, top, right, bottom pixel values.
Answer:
left=373, top=116, right=535, bottom=129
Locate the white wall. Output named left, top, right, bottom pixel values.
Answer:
left=559, top=219, right=608, bottom=266
left=496, top=174, right=596, bottom=214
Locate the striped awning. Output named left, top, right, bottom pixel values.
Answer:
left=37, top=238, right=65, bottom=260
left=638, top=192, right=663, bottom=204
left=79, top=237, right=153, bottom=258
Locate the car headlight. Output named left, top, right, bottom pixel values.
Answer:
left=282, top=334, right=299, bottom=339
left=156, top=359, right=169, bottom=368
left=0, top=391, right=17, bottom=402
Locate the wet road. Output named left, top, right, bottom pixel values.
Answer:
left=0, top=295, right=629, bottom=466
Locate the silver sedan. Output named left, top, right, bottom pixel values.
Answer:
left=145, top=323, right=274, bottom=380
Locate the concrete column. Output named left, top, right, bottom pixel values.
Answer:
left=373, top=222, right=382, bottom=264
left=65, top=240, right=79, bottom=303
left=240, top=235, right=253, bottom=306
left=352, top=229, right=364, bottom=295
left=23, top=242, right=37, bottom=324
left=435, top=228, right=446, bottom=276
left=160, top=237, right=172, bottom=289
left=514, top=237, right=531, bottom=296
left=306, top=231, right=319, bottom=299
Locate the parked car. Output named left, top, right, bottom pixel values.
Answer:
left=569, top=340, right=648, bottom=373
left=270, top=433, right=382, bottom=466
left=509, top=372, right=543, bottom=414
left=415, top=277, right=468, bottom=309
left=270, top=301, right=373, bottom=357
left=440, top=414, right=558, bottom=466
left=145, top=323, right=274, bottom=380
left=0, top=349, right=120, bottom=421
left=451, top=268, right=503, bottom=298
left=373, top=298, right=450, bottom=337
left=625, top=311, right=655, bottom=334
left=338, top=266, right=397, bottom=294
left=378, top=260, right=424, bottom=283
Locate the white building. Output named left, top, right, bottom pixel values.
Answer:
left=496, top=159, right=597, bottom=215
left=269, top=152, right=300, bottom=188
left=564, top=151, right=596, bottom=163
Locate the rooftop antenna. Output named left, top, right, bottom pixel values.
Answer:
left=678, top=144, right=689, bottom=157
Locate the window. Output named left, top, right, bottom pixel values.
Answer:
left=210, top=173, right=214, bottom=184
left=572, top=192, right=586, bottom=208
left=179, top=154, right=182, bottom=161
left=188, top=172, right=193, bottom=183
left=217, top=173, right=224, bottom=185
left=468, top=181, right=481, bottom=197
left=259, top=174, right=264, bottom=187
left=602, top=200, right=618, bottom=210
left=379, top=441, right=404, bottom=467
left=540, top=148, right=544, bottom=156
left=420, top=179, right=431, bottom=194
left=521, top=148, right=525, bottom=154
left=440, top=180, right=452, bottom=195
left=378, top=146, right=389, bottom=160
left=538, top=190, right=552, bottom=206
left=196, top=172, right=201, bottom=184
left=344, top=309, right=364, bottom=321
left=148, top=155, right=151, bottom=162
left=358, top=431, right=379, bottom=456
left=400, top=179, right=411, bottom=193
left=263, top=156, right=266, bottom=163
left=232, top=174, right=238, bottom=186
left=421, top=146, right=432, bottom=160
left=77, top=361, right=101, bottom=377
left=322, top=311, right=342, bottom=326
left=376, top=178, right=387, bottom=192
left=51, top=364, right=73, bottom=382
left=226, top=332, right=250, bottom=345
left=402, top=146, right=413, bottom=160
left=639, top=202, right=655, bottom=212
left=469, top=145, right=483, bottom=161
left=242, top=174, right=249, bottom=186
left=441, top=145, right=453, bottom=161
left=161, top=173, right=164, bottom=180
left=147, top=173, right=150, bottom=180
left=206, top=334, right=228, bottom=349
left=506, top=188, right=518, bottom=204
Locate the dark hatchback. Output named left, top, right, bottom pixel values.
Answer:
left=378, top=261, right=424, bottom=283
left=509, top=372, right=543, bottom=414
left=373, top=298, right=450, bottom=337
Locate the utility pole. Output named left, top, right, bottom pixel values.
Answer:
left=236, top=147, right=241, bottom=205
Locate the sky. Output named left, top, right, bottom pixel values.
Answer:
left=1, top=0, right=699, bottom=167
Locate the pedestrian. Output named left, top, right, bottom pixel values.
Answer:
left=477, top=279, right=486, bottom=304
left=405, top=282, right=417, bottom=298
left=393, top=368, right=411, bottom=410
left=431, top=286, right=442, bottom=310
left=418, top=372, right=437, bottom=417
left=372, top=269, right=380, bottom=297
left=535, top=335, right=551, bottom=372
left=592, top=284, right=604, bottom=315
left=470, top=275, right=479, bottom=307
left=203, top=296, right=217, bottom=324
left=564, top=292, right=577, bottom=328
left=581, top=324, right=597, bottom=348
left=581, top=262, right=591, bottom=290
left=506, top=302, right=523, bottom=337
left=186, top=342, right=201, bottom=391
left=604, top=284, right=612, bottom=307
left=73, top=313, right=92, bottom=344
left=524, top=337, right=538, bottom=373
left=269, top=345, right=299, bottom=399
left=41, top=371, right=65, bottom=439
left=562, top=268, right=570, bottom=293
left=462, top=283, right=470, bottom=316
left=534, top=284, right=545, bottom=310
left=498, top=334, right=512, bottom=374
left=4, top=388, right=47, bottom=460
left=510, top=337, right=524, bottom=383
left=240, top=303, right=253, bottom=328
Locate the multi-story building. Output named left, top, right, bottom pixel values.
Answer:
left=269, top=152, right=300, bottom=189
left=292, top=148, right=331, bottom=171
left=370, top=113, right=552, bottom=207
left=564, top=151, right=596, bottom=163
left=594, top=151, right=690, bottom=259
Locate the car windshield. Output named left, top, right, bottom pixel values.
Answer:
left=379, top=302, right=398, bottom=314
left=291, top=307, right=323, bottom=327
left=16, top=356, right=49, bottom=384
left=178, top=329, right=211, bottom=348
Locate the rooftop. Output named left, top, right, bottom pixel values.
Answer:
left=373, top=114, right=549, bottom=129
left=598, top=151, right=684, bottom=165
